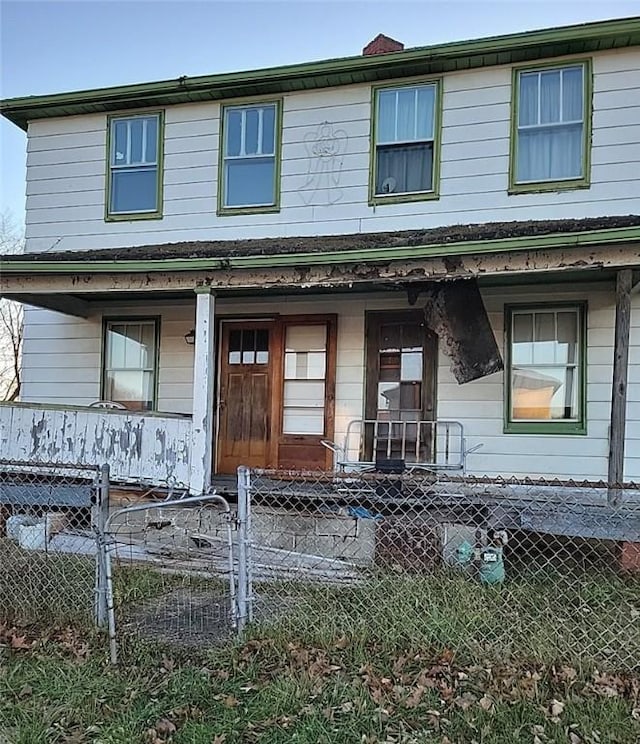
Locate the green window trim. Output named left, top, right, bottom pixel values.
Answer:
left=368, top=78, right=442, bottom=206
left=217, top=98, right=283, bottom=216
left=105, top=111, right=165, bottom=221
left=508, top=58, right=592, bottom=195
left=503, top=302, right=587, bottom=435
left=100, top=316, right=161, bottom=411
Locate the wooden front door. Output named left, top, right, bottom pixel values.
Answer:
left=364, top=310, right=438, bottom=463
left=217, top=322, right=274, bottom=473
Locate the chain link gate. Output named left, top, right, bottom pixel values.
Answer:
left=239, top=467, right=640, bottom=672
left=98, top=490, right=249, bottom=664
left=0, top=459, right=107, bottom=630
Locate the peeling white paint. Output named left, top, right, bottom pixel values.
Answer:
left=0, top=403, right=192, bottom=487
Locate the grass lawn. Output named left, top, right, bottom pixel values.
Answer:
left=1, top=541, right=639, bottom=742
left=1, top=627, right=639, bottom=744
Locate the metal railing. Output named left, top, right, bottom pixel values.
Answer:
left=323, top=419, right=473, bottom=472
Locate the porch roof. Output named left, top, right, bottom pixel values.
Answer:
left=2, top=216, right=640, bottom=317
left=2, top=215, right=640, bottom=275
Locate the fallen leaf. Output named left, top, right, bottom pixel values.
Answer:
left=549, top=698, right=565, bottom=721
left=10, top=634, right=33, bottom=650
left=212, top=736, right=226, bottom=744
left=478, top=694, right=494, bottom=712
left=334, top=634, right=349, bottom=649
left=223, top=695, right=239, bottom=708
left=17, top=684, right=33, bottom=698
left=404, top=685, right=426, bottom=709
left=154, top=718, right=176, bottom=737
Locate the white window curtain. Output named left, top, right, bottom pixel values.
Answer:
left=375, top=85, right=435, bottom=195
left=516, top=66, right=584, bottom=183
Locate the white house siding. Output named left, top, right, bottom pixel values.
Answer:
left=20, top=303, right=196, bottom=413
left=19, top=282, right=640, bottom=481
left=24, top=47, right=640, bottom=254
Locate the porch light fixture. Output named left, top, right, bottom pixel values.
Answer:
left=184, top=328, right=196, bottom=345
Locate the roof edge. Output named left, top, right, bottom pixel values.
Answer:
left=2, top=16, right=639, bottom=130
left=2, top=224, right=639, bottom=276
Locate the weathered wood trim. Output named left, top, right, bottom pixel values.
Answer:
left=608, top=269, right=632, bottom=500
left=2, top=242, right=640, bottom=298
left=190, top=289, right=216, bottom=494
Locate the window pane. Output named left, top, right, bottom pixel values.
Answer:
left=517, top=124, right=582, bottom=182
left=282, top=407, right=324, bottom=435
left=105, top=370, right=153, bottom=411
left=106, top=325, right=126, bottom=367
left=256, top=328, right=269, bottom=364
left=377, top=90, right=396, bottom=143
left=378, top=382, right=399, bottom=413
left=225, top=158, right=275, bottom=206
left=401, top=351, right=422, bottom=381
left=145, top=117, right=158, bottom=163
left=111, top=168, right=158, bottom=212
left=245, top=108, right=260, bottom=155
left=140, top=323, right=156, bottom=367
left=226, top=110, right=243, bottom=156
left=376, top=143, right=433, bottom=194
left=562, top=67, right=583, bottom=121
left=519, top=73, right=539, bottom=126
left=261, top=105, right=276, bottom=155
left=533, top=312, right=556, bottom=364
left=129, top=118, right=144, bottom=164
left=512, top=313, right=533, bottom=365
left=511, top=366, right=577, bottom=421
left=396, top=88, right=416, bottom=141
left=540, top=70, right=561, bottom=124
left=284, top=381, right=325, bottom=407
left=286, top=325, right=327, bottom=352
left=416, top=85, right=435, bottom=140
left=557, top=311, right=578, bottom=364
left=113, top=120, right=128, bottom=166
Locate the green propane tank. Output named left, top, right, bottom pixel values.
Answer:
left=479, top=546, right=505, bottom=585
left=455, top=540, right=474, bottom=568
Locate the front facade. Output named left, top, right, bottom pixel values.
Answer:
left=2, top=18, right=640, bottom=492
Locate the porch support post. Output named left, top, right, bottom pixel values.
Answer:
left=190, top=287, right=216, bottom=494
left=608, top=269, right=632, bottom=503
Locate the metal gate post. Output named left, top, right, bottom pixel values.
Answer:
left=236, top=466, right=252, bottom=633
left=94, top=464, right=110, bottom=628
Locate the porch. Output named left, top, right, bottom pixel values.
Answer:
left=1, top=217, right=639, bottom=493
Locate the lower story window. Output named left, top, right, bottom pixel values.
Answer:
left=102, top=319, right=159, bottom=410
left=506, top=304, right=585, bottom=433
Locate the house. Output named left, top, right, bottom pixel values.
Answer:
left=1, top=16, right=640, bottom=504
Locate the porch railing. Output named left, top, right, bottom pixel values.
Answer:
left=0, top=401, right=191, bottom=487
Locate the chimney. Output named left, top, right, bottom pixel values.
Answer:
left=362, top=34, right=404, bottom=56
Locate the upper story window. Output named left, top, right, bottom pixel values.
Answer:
left=107, top=113, right=163, bottom=219
left=219, top=101, right=281, bottom=214
left=510, top=62, right=591, bottom=192
left=371, top=81, right=440, bottom=205
left=505, top=304, right=586, bottom=434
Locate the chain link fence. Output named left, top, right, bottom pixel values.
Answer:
left=241, top=467, right=640, bottom=672
left=0, top=459, right=106, bottom=629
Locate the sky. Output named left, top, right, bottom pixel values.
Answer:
left=1, top=0, right=639, bottom=225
